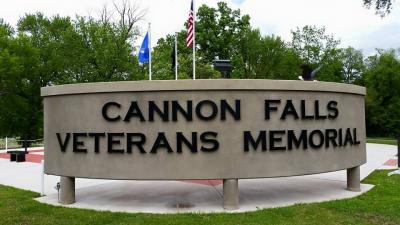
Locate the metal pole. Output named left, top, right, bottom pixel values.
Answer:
left=5, top=137, right=7, bottom=150
left=24, top=138, right=27, bottom=153
left=175, top=34, right=178, bottom=80
left=148, top=23, right=152, bottom=81
left=397, top=136, right=399, bottom=168
left=192, top=0, right=196, bottom=80
left=40, top=160, right=45, bottom=196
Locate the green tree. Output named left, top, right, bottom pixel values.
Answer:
left=364, top=49, right=400, bottom=137
left=236, top=28, right=262, bottom=78
left=0, top=2, right=145, bottom=139
left=0, top=19, right=14, bottom=95
left=66, top=16, right=143, bottom=82
left=256, top=35, right=301, bottom=80
left=17, top=14, right=74, bottom=85
left=152, top=2, right=302, bottom=80
left=291, top=25, right=340, bottom=65
left=0, top=20, right=42, bottom=139
left=237, top=28, right=301, bottom=80
left=196, top=2, right=250, bottom=77
left=291, top=25, right=343, bottom=82
left=340, top=47, right=365, bottom=84
left=196, top=2, right=250, bottom=61
left=152, top=31, right=219, bottom=80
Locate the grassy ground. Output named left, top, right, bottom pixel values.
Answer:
left=367, top=137, right=398, bottom=146
left=0, top=138, right=44, bottom=149
left=0, top=171, right=399, bottom=225
left=0, top=138, right=20, bottom=149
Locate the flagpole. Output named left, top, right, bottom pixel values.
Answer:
left=175, top=34, right=178, bottom=80
left=148, top=23, right=152, bottom=81
left=192, top=0, right=196, bottom=80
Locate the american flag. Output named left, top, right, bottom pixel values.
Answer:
left=186, top=0, right=194, bottom=48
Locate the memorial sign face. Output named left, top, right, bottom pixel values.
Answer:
left=41, top=80, right=366, bottom=180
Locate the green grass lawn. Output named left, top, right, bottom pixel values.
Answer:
left=0, top=138, right=44, bottom=150
left=367, top=137, right=398, bottom=146
left=0, top=171, right=399, bottom=225
left=0, top=138, right=20, bottom=149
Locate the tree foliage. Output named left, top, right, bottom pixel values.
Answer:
left=291, top=25, right=340, bottom=65
left=364, top=0, right=393, bottom=16
left=0, top=1, right=399, bottom=139
left=156, top=4, right=302, bottom=80
left=0, top=19, right=43, bottom=138
left=364, top=49, right=400, bottom=137
left=340, top=47, right=365, bottom=84
left=291, top=25, right=344, bottom=82
left=239, top=29, right=301, bottom=79
left=0, top=2, right=144, bottom=139
left=152, top=31, right=220, bottom=80
left=196, top=2, right=250, bottom=61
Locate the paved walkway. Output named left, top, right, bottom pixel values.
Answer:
left=0, top=144, right=397, bottom=213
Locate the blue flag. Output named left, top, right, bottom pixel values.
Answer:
left=138, top=32, right=149, bottom=63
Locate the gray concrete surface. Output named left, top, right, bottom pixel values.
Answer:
left=41, top=79, right=366, bottom=97
left=223, top=179, right=239, bottom=210
left=42, top=80, right=366, bottom=180
left=0, top=143, right=396, bottom=213
left=60, top=176, right=75, bottom=204
left=347, top=166, right=361, bottom=192
left=37, top=178, right=373, bottom=213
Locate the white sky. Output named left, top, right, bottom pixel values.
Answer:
left=1, top=0, right=400, bottom=55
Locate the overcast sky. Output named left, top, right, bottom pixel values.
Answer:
left=1, top=0, right=400, bottom=55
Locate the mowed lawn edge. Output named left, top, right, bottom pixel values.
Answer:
left=367, top=137, right=397, bottom=146
left=0, top=170, right=399, bottom=225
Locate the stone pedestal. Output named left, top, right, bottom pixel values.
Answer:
left=347, top=166, right=361, bottom=192
left=60, top=176, right=75, bottom=204
left=223, top=179, right=239, bottom=210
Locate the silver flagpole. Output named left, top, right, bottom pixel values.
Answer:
left=192, top=0, right=196, bottom=80
left=175, top=34, right=178, bottom=80
left=148, top=23, right=152, bottom=81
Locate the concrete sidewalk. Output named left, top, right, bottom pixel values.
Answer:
left=0, top=144, right=397, bottom=213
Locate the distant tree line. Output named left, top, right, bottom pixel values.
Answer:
left=0, top=1, right=399, bottom=139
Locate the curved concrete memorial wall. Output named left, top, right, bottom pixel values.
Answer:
left=41, top=80, right=366, bottom=208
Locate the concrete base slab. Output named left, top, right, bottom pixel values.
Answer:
left=36, top=178, right=373, bottom=213
left=388, top=169, right=400, bottom=176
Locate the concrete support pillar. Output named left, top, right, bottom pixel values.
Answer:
left=223, top=179, right=239, bottom=210
left=347, top=166, right=361, bottom=192
left=60, top=176, right=75, bottom=204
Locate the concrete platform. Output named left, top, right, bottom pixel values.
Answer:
left=0, top=144, right=398, bottom=213
left=36, top=178, right=373, bottom=213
